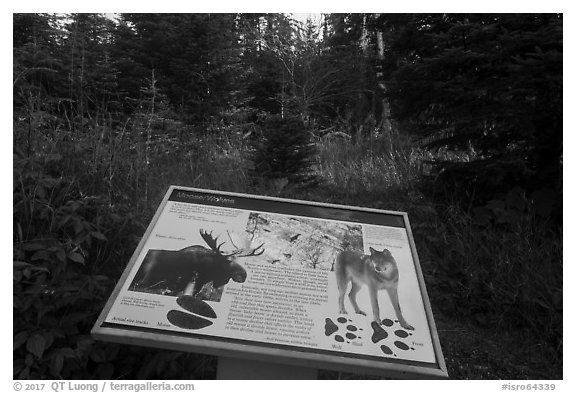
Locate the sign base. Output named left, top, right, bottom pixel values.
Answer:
left=217, top=357, right=318, bottom=380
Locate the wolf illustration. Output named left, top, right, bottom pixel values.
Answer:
left=335, top=247, right=414, bottom=330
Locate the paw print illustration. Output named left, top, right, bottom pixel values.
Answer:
left=324, top=317, right=364, bottom=344
left=371, top=318, right=417, bottom=357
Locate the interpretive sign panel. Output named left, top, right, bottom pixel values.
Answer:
left=92, top=186, right=448, bottom=378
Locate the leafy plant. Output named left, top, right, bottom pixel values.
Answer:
left=13, top=152, right=128, bottom=379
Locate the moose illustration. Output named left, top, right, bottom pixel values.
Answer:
left=133, top=229, right=264, bottom=298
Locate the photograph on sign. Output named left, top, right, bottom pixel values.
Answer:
left=94, top=187, right=445, bottom=376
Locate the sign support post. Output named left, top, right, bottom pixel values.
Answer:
left=217, top=357, right=318, bottom=379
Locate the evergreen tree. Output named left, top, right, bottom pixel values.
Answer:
left=13, top=13, right=65, bottom=154
left=61, top=13, right=121, bottom=130
left=321, top=13, right=379, bottom=128
left=251, top=115, right=317, bottom=185
left=117, top=13, right=245, bottom=122
left=238, top=13, right=292, bottom=116
left=377, top=14, right=562, bottom=204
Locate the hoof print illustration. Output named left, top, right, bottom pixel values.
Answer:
left=335, top=335, right=345, bottom=343
left=394, top=329, right=409, bottom=338
left=371, top=321, right=388, bottom=343
left=176, top=295, right=217, bottom=318
left=394, top=341, right=410, bottom=351
left=168, top=296, right=217, bottom=330
left=381, top=318, right=394, bottom=327
left=325, top=318, right=339, bottom=336
left=167, top=310, right=213, bottom=330
left=380, top=345, right=393, bottom=355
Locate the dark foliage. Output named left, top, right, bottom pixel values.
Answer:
left=250, top=115, right=317, bottom=186
left=14, top=153, right=118, bottom=378
left=377, top=14, right=562, bottom=216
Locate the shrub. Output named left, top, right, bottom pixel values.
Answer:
left=12, top=151, right=151, bottom=378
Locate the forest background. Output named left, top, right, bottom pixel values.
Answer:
left=12, top=13, right=562, bottom=379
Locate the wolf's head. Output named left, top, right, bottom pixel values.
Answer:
left=368, top=247, right=398, bottom=280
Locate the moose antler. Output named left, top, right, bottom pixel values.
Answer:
left=199, top=230, right=225, bottom=254
left=226, top=230, right=265, bottom=257
left=200, top=229, right=250, bottom=258
left=241, top=242, right=265, bottom=257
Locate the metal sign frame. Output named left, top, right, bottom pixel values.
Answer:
left=92, top=186, right=448, bottom=379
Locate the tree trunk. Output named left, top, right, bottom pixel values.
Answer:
left=375, top=14, right=392, bottom=134
left=145, top=69, right=156, bottom=203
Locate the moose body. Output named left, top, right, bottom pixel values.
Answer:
left=138, top=248, right=247, bottom=296
left=135, top=230, right=262, bottom=297
left=335, top=247, right=414, bottom=330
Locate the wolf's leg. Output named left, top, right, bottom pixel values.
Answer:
left=337, top=276, right=349, bottom=314
left=386, top=286, right=414, bottom=330
left=368, top=285, right=381, bottom=323
left=349, top=281, right=366, bottom=316
left=335, top=256, right=349, bottom=314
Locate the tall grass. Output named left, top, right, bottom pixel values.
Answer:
left=422, top=205, right=563, bottom=352
left=315, top=129, right=425, bottom=206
